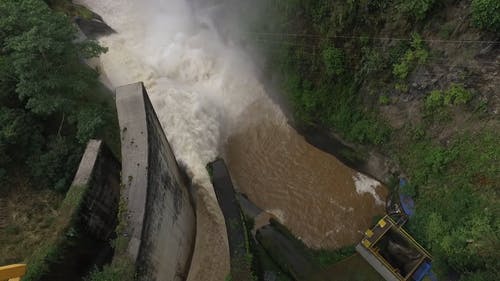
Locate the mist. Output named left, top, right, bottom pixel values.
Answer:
left=77, top=0, right=283, bottom=192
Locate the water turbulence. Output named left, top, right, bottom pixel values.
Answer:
left=226, top=101, right=387, bottom=248
left=77, top=0, right=387, bottom=276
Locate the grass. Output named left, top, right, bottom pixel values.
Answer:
left=0, top=182, right=63, bottom=266
left=21, top=184, right=88, bottom=281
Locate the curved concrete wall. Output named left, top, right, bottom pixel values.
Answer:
left=116, top=82, right=196, bottom=281
left=74, top=140, right=121, bottom=240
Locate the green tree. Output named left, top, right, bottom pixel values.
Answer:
left=472, top=0, right=500, bottom=32
left=0, top=0, right=106, bottom=191
left=322, top=47, right=345, bottom=76
left=0, top=0, right=105, bottom=115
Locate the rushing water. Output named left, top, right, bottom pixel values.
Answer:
left=78, top=0, right=386, bottom=266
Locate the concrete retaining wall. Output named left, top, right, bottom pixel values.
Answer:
left=28, top=140, right=120, bottom=281
left=116, top=82, right=196, bottom=281
left=72, top=139, right=121, bottom=240
left=210, top=159, right=253, bottom=281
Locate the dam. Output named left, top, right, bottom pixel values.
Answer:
left=73, top=0, right=389, bottom=280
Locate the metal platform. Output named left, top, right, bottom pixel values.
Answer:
left=356, top=216, right=432, bottom=281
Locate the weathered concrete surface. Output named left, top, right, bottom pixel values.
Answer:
left=256, top=224, right=319, bottom=281
left=35, top=139, right=120, bottom=281
left=356, top=244, right=400, bottom=281
left=72, top=140, right=102, bottom=186
left=116, top=83, right=149, bottom=260
left=116, top=82, right=196, bottom=281
left=211, top=159, right=252, bottom=281
left=72, top=139, right=121, bottom=240
left=186, top=188, right=230, bottom=281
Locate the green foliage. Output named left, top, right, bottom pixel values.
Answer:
left=23, top=244, right=60, bottom=281
left=425, top=84, right=473, bottom=111
left=260, top=1, right=499, bottom=279
left=87, top=188, right=136, bottom=281
left=322, top=47, right=345, bottom=76
left=313, top=246, right=356, bottom=267
left=280, top=46, right=389, bottom=145
left=0, top=0, right=105, bottom=115
left=445, top=84, right=473, bottom=105
left=404, top=132, right=500, bottom=279
left=74, top=106, right=106, bottom=144
left=471, top=0, right=500, bottom=32
left=29, top=137, right=82, bottom=192
left=0, top=107, right=43, bottom=165
left=425, top=89, right=445, bottom=110
left=398, top=0, right=437, bottom=20
left=439, top=22, right=455, bottom=39
left=378, top=95, right=391, bottom=105
left=392, top=34, right=429, bottom=80
left=23, top=184, right=89, bottom=281
left=0, top=0, right=109, bottom=190
left=361, top=47, right=385, bottom=75
left=85, top=259, right=135, bottom=281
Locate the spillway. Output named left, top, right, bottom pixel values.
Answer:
left=77, top=0, right=387, bottom=279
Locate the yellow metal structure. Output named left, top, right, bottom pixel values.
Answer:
left=358, top=215, right=432, bottom=281
left=378, top=218, right=387, bottom=228
left=0, top=264, right=26, bottom=281
left=362, top=239, right=372, bottom=248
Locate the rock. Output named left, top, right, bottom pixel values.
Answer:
left=479, top=44, right=493, bottom=55
left=74, top=16, right=115, bottom=39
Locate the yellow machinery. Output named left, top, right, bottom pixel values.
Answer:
left=0, top=264, right=26, bottom=281
left=356, top=216, right=432, bottom=281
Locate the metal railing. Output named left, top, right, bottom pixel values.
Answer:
left=0, top=264, right=26, bottom=281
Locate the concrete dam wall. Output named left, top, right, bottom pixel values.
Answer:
left=74, top=140, right=121, bottom=241
left=116, top=82, right=196, bottom=281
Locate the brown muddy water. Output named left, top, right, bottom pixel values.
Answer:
left=225, top=102, right=388, bottom=249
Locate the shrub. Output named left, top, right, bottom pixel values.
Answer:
left=322, top=47, right=345, bottom=76
left=361, top=47, right=385, bottom=75
left=378, top=95, right=391, bottom=105
left=398, top=0, right=437, bottom=20
left=471, top=0, right=500, bottom=32
left=73, top=106, right=106, bottom=144
left=85, top=259, right=135, bottom=281
left=392, top=34, right=428, bottom=80
left=29, top=136, right=82, bottom=192
left=444, top=84, right=472, bottom=105
left=425, top=90, right=444, bottom=110
left=425, top=84, right=472, bottom=111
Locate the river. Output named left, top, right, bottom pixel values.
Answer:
left=76, top=0, right=387, bottom=279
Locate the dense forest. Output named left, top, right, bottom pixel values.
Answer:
left=253, top=1, right=499, bottom=280
left=0, top=0, right=119, bottom=270
left=0, top=0, right=114, bottom=192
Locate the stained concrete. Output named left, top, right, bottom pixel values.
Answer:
left=116, top=82, right=196, bottom=281
left=72, top=139, right=121, bottom=240
left=211, top=159, right=253, bottom=281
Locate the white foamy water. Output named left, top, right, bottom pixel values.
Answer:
left=77, top=0, right=280, bottom=193
left=353, top=173, right=384, bottom=206
left=78, top=0, right=387, bottom=250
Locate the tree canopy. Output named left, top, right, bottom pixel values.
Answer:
left=0, top=0, right=107, bottom=191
